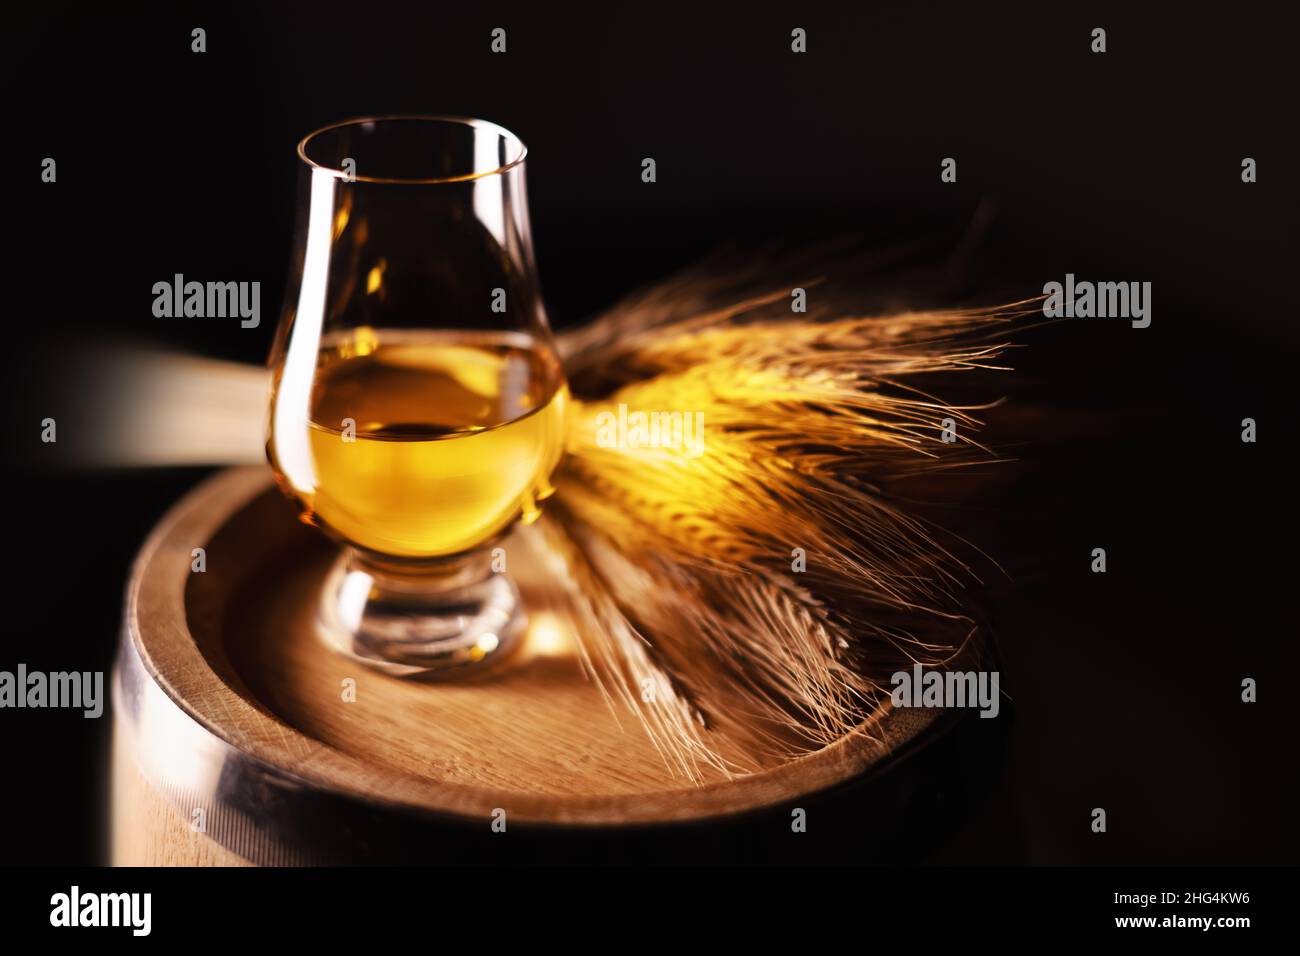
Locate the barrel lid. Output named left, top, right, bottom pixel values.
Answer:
left=117, top=467, right=963, bottom=862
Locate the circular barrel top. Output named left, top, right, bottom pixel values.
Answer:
left=121, top=467, right=941, bottom=836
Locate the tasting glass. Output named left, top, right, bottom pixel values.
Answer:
left=266, top=116, right=567, bottom=677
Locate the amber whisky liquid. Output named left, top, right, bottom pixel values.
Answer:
left=269, top=328, right=568, bottom=560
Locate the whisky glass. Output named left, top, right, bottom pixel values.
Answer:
left=266, top=116, right=568, bottom=676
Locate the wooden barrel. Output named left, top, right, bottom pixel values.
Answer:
left=112, top=467, right=994, bottom=865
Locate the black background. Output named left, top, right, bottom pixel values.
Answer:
left=11, top=1, right=1297, bottom=865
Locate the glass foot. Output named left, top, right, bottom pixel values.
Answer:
left=319, top=548, right=525, bottom=677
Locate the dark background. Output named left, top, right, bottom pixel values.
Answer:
left=11, top=2, right=1297, bottom=864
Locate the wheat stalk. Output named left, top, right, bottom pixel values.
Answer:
left=549, top=246, right=1032, bottom=780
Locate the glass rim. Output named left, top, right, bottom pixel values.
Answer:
left=296, top=114, right=528, bottom=185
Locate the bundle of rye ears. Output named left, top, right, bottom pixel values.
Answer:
left=537, top=239, right=1032, bottom=781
